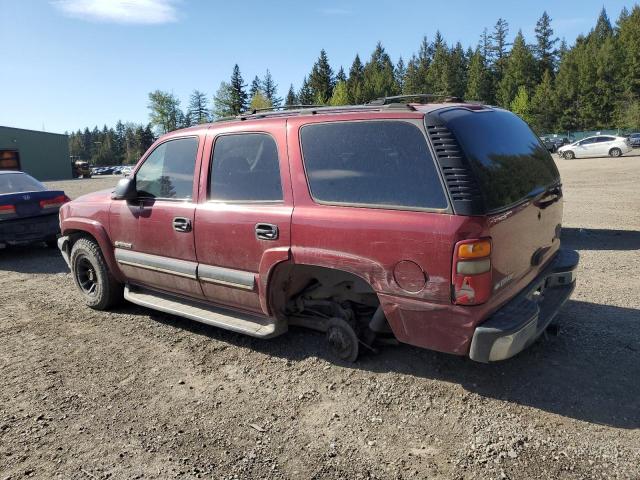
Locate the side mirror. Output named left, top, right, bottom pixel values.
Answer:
left=112, top=177, right=137, bottom=200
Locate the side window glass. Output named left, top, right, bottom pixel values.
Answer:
left=300, top=121, right=448, bottom=210
left=136, top=137, right=198, bottom=200
left=209, top=133, right=282, bottom=202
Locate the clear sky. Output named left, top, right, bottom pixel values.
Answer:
left=0, top=0, right=633, bottom=133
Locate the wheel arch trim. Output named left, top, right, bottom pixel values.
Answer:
left=61, top=217, right=125, bottom=282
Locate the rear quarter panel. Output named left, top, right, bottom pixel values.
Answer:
left=286, top=113, right=490, bottom=353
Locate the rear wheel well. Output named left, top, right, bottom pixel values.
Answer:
left=268, top=263, right=382, bottom=330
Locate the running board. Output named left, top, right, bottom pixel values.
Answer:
left=124, top=285, right=285, bottom=338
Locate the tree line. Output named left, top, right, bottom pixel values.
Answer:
left=68, top=122, right=155, bottom=165
left=70, top=6, right=640, bottom=165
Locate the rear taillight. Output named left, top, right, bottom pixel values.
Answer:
left=0, top=204, right=16, bottom=215
left=40, top=194, right=70, bottom=209
left=452, top=238, right=492, bottom=305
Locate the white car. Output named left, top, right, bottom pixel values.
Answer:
left=558, top=135, right=631, bottom=159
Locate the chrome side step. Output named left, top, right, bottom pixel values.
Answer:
left=124, top=285, right=285, bottom=338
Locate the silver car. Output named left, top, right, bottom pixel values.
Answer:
left=558, top=135, right=632, bottom=159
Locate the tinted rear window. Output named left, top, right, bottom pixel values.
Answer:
left=0, top=173, right=46, bottom=194
left=300, top=121, right=448, bottom=210
left=441, top=109, right=560, bottom=212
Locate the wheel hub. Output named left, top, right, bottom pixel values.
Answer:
left=326, top=317, right=359, bottom=362
left=76, top=256, right=98, bottom=296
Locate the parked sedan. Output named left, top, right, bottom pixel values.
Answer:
left=0, top=171, right=70, bottom=248
left=628, top=133, right=640, bottom=148
left=558, top=135, right=632, bottom=159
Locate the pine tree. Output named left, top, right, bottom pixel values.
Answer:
left=416, top=36, right=433, bottom=93
left=212, top=82, right=235, bottom=118
left=530, top=69, right=556, bottom=133
left=262, top=69, right=282, bottom=107
left=187, top=90, right=210, bottom=124
left=285, top=84, right=298, bottom=106
left=362, top=42, right=399, bottom=101
left=558, top=38, right=568, bottom=61
left=534, top=11, right=559, bottom=78
left=229, top=64, right=248, bottom=114
left=395, top=56, right=406, bottom=92
left=490, top=18, right=510, bottom=80
left=250, top=76, right=261, bottom=98
left=114, top=120, right=125, bottom=163
left=448, top=42, right=468, bottom=98
left=554, top=39, right=581, bottom=130
left=466, top=48, right=492, bottom=103
left=298, top=76, right=314, bottom=105
left=308, top=49, right=334, bottom=104
left=497, top=30, right=536, bottom=108
left=81, top=127, right=92, bottom=161
left=402, top=56, right=422, bottom=94
left=336, top=66, right=347, bottom=83
left=347, top=54, right=365, bottom=103
left=510, top=85, right=533, bottom=124
left=329, top=81, right=350, bottom=106
left=479, top=28, right=493, bottom=59
left=249, top=91, right=272, bottom=111
left=593, top=7, right=613, bottom=43
left=427, top=34, right=450, bottom=95
left=618, top=5, right=640, bottom=98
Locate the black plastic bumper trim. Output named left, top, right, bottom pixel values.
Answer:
left=469, top=248, right=579, bottom=363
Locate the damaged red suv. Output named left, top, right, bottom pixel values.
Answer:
left=58, top=98, right=578, bottom=362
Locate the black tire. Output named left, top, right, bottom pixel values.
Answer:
left=70, top=237, right=122, bottom=310
left=609, top=148, right=622, bottom=157
left=564, top=150, right=575, bottom=160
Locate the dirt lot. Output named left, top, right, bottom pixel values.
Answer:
left=1, top=154, right=639, bottom=480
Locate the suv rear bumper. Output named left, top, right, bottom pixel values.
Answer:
left=469, top=248, right=579, bottom=363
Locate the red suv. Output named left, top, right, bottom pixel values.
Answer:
left=58, top=100, right=578, bottom=362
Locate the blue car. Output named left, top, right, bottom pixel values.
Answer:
left=0, top=171, right=69, bottom=248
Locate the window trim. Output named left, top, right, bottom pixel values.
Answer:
left=298, top=119, right=451, bottom=213
left=134, top=135, right=199, bottom=202
left=207, top=131, right=284, bottom=205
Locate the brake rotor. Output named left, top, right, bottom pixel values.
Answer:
left=326, top=317, right=359, bottom=362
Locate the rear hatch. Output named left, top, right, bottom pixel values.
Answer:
left=426, top=107, right=563, bottom=301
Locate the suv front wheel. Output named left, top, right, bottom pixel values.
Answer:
left=70, top=237, right=123, bottom=310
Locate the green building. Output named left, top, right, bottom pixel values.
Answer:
left=0, top=126, right=72, bottom=180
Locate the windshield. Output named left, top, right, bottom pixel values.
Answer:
left=0, top=173, right=46, bottom=194
left=440, top=109, right=560, bottom=212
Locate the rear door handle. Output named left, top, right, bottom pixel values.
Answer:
left=255, top=223, right=278, bottom=240
left=173, top=217, right=192, bottom=233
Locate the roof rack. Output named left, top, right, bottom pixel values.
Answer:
left=218, top=102, right=417, bottom=122
left=367, top=94, right=464, bottom=105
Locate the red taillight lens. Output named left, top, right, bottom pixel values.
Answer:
left=0, top=204, right=16, bottom=215
left=40, top=194, right=70, bottom=209
left=452, top=238, right=492, bottom=305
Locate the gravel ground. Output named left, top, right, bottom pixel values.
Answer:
left=1, top=155, right=639, bottom=479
